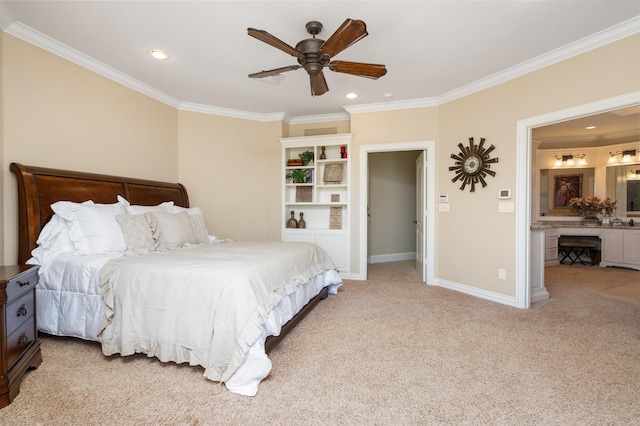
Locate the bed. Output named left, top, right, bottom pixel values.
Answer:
left=11, top=162, right=342, bottom=396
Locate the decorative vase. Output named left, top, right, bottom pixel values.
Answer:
left=297, top=212, right=306, bottom=229
left=582, top=217, right=600, bottom=227
left=287, top=210, right=298, bottom=228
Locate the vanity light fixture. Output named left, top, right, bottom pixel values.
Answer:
left=148, top=49, right=170, bottom=60
left=607, top=149, right=638, bottom=164
left=553, top=154, right=587, bottom=167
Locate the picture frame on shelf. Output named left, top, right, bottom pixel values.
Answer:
left=296, top=186, right=312, bottom=202
left=323, top=163, right=343, bottom=183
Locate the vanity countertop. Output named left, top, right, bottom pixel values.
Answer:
left=531, top=221, right=638, bottom=231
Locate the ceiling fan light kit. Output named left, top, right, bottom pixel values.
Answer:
left=248, top=19, right=387, bottom=96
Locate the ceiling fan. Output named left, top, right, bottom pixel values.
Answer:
left=247, top=19, right=387, bottom=96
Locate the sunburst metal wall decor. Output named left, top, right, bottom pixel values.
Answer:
left=449, top=137, right=499, bottom=192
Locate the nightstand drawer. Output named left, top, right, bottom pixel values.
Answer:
left=6, top=317, right=36, bottom=368
left=6, top=290, right=35, bottom=336
left=4, top=266, right=38, bottom=302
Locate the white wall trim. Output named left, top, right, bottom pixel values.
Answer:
left=359, top=141, right=435, bottom=283
left=3, top=13, right=637, bottom=122
left=369, top=252, right=416, bottom=264
left=515, top=91, right=640, bottom=309
left=432, top=278, right=517, bottom=308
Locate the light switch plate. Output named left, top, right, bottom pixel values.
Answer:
left=498, top=201, right=514, bottom=213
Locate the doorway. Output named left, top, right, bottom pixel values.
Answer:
left=368, top=150, right=421, bottom=265
left=359, top=141, right=435, bottom=282
left=515, top=92, right=640, bottom=308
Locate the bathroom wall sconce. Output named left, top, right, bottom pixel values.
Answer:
left=553, top=154, right=587, bottom=167
left=607, top=149, right=639, bottom=164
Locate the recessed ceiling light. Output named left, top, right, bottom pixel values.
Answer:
left=585, top=125, right=596, bottom=130
left=345, top=92, right=358, bottom=100
left=148, top=49, right=169, bottom=60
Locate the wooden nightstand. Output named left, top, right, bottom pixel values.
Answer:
left=0, top=265, right=42, bottom=408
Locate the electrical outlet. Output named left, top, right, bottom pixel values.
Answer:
left=498, top=268, right=506, bottom=280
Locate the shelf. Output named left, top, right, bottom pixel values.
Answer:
left=285, top=202, right=348, bottom=207
left=280, top=134, right=352, bottom=274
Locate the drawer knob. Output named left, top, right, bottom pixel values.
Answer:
left=17, top=280, right=31, bottom=287
left=18, top=333, right=29, bottom=345
left=16, top=304, right=28, bottom=317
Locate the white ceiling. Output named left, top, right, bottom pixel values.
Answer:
left=1, top=0, right=639, bottom=127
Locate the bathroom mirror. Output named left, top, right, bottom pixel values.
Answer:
left=606, top=164, right=640, bottom=218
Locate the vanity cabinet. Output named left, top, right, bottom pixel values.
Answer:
left=280, top=134, right=352, bottom=276
left=601, top=229, right=640, bottom=270
left=545, top=229, right=559, bottom=266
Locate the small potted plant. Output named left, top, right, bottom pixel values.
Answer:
left=299, top=150, right=314, bottom=166
left=286, top=169, right=310, bottom=183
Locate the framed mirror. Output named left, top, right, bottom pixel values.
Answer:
left=606, top=164, right=640, bottom=217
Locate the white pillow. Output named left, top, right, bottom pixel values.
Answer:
left=115, top=214, right=155, bottom=254
left=52, top=201, right=127, bottom=254
left=145, top=211, right=197, bottom=251
left=27, top=214, right=76, bottom=265
left=117, top=195, right=174, bottom=215
left=167, top=205, right=209, bottom=244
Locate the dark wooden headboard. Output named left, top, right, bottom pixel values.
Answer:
left=10, top=163, right=189, bottom=264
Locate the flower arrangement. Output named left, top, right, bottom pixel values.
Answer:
left=569, top=196, right=617, bottom=219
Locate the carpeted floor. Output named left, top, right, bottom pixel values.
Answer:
left=0, top=262, right=638, bottom=425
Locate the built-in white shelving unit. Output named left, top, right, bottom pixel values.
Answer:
left=280, top=134, right=352, bottom=275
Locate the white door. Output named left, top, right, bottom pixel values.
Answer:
left=416, top=151, right=427, bottom=282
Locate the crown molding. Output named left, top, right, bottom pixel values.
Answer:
left=437, top=15, right=640, bottom=105
left=2, top=13, right=638, bottom=122
left=343, top=97, right=439, bottom=115
left=4, top=21, right=183, bottom=108
left=179, top=102, right=286, bottom=122
left=288, top=112, right=350, bottom=125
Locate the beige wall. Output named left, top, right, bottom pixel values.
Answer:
left=432, top=33, right=640, bottom=295
left=1, top=34, right=178, bottom=264
left=177, top=111, right=283, bottom=241
left=1, top=28, right=638, bottom=301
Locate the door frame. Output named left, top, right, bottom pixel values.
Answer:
left=359, top=141, right=436, bottom=282
left=515, top=91, right=640, bottom=308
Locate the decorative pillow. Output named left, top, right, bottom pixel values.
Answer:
left=168, top=205, right=209, bottom=244
left=27, top=214, right=76, bottom=265
left=189, top=215, right=209, bottom=244
left=115, top=214, right=155, bottom=254
left=145, top=211, right=197, bottom=251
left=117, top=195, right=174, bottom=215
left=52, top=200, right=127, bottom=254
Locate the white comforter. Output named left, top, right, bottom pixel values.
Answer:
left=98, top=241, right=337, bottom=386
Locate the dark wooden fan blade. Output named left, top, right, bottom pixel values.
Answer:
left=328, top=61, right=387, bottom=79
left=248, top=28, right=301, bottom=57
left=248, top=65, right=302, bottom=78
left=320, top=19, right=368, bottom=58
left=310, top=71, right=329, bottom=96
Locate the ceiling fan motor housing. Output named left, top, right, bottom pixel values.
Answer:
left=295, top=38, right=327, bottom=75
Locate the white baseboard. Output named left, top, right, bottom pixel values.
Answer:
left=368, top=252, right=416, bottom=264
left=430, top=278, right=517, bottom=307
